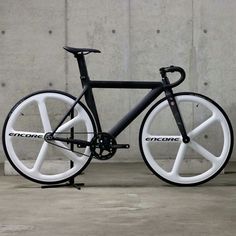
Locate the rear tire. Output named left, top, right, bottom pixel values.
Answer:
left=2, top=90, right=96, bottom=184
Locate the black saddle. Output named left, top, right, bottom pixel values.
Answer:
left=63, top=46, right=101, bottom=55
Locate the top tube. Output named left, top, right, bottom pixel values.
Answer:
left=89, top=80, right=163, bottom=89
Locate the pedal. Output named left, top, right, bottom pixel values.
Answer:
left=112, top=144, right=130, bottom=149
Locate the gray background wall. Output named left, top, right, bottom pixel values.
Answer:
left=0, top=0, right=236, bottom=163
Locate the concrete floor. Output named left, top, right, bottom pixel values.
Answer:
left=0, top=162, right=236, bottom=236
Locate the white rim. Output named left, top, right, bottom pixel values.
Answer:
left=4, top=92, right=94, bottom=183
left=141, top=95, right=231, bottom=184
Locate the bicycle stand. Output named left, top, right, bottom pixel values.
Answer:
left=41, top=109, right=85, bottom=190
left=41, top=171, right=85, bottom=190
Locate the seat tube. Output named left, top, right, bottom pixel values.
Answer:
left=75, top=53, right=102, bottom=132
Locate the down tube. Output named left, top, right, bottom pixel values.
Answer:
left=109, top=87, right=163, bottom=137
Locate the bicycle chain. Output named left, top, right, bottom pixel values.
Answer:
left=45, top=132, right=95, bottom=158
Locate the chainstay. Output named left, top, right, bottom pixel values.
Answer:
left=45, top=132, right=96, bottom=158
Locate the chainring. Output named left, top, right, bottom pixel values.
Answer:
left=90, top=133, right=117, bottom=160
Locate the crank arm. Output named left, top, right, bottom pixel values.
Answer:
left=112, top=144, right=130, bottom=149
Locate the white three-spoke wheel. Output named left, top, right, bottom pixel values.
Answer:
left=2, top=91, right=95, bottom=184
left=139, top=93, right=233, bottom=186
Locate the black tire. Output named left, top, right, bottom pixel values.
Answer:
left=2, top=90, right=96, bottom=185
left=139, top=92, right=234, bottom=186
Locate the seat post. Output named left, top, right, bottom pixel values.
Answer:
left=75, top=53, right=90, bottom=88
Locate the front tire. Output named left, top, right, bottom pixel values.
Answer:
left=139, top=92, right=234, bottom=186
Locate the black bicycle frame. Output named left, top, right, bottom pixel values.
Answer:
left=82, top=54, right=163, bottom=137
left=51, top=53, right=189, bottom=144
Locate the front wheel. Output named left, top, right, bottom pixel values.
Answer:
left=2, top=90, right=96, bottom=184
left=139, top=92, right=234, bottom=186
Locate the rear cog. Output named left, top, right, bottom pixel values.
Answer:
left=90, top=133, right=117, bottom=160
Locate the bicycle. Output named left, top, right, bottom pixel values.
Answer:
left=2, top=46, right=234, bottom=186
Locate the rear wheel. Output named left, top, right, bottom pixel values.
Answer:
left=139, top=92, right=233, bottom=186
left=2, top=90, right=96, bottom=184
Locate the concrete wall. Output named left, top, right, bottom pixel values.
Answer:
left=0, top=0, right=236, bottom=163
